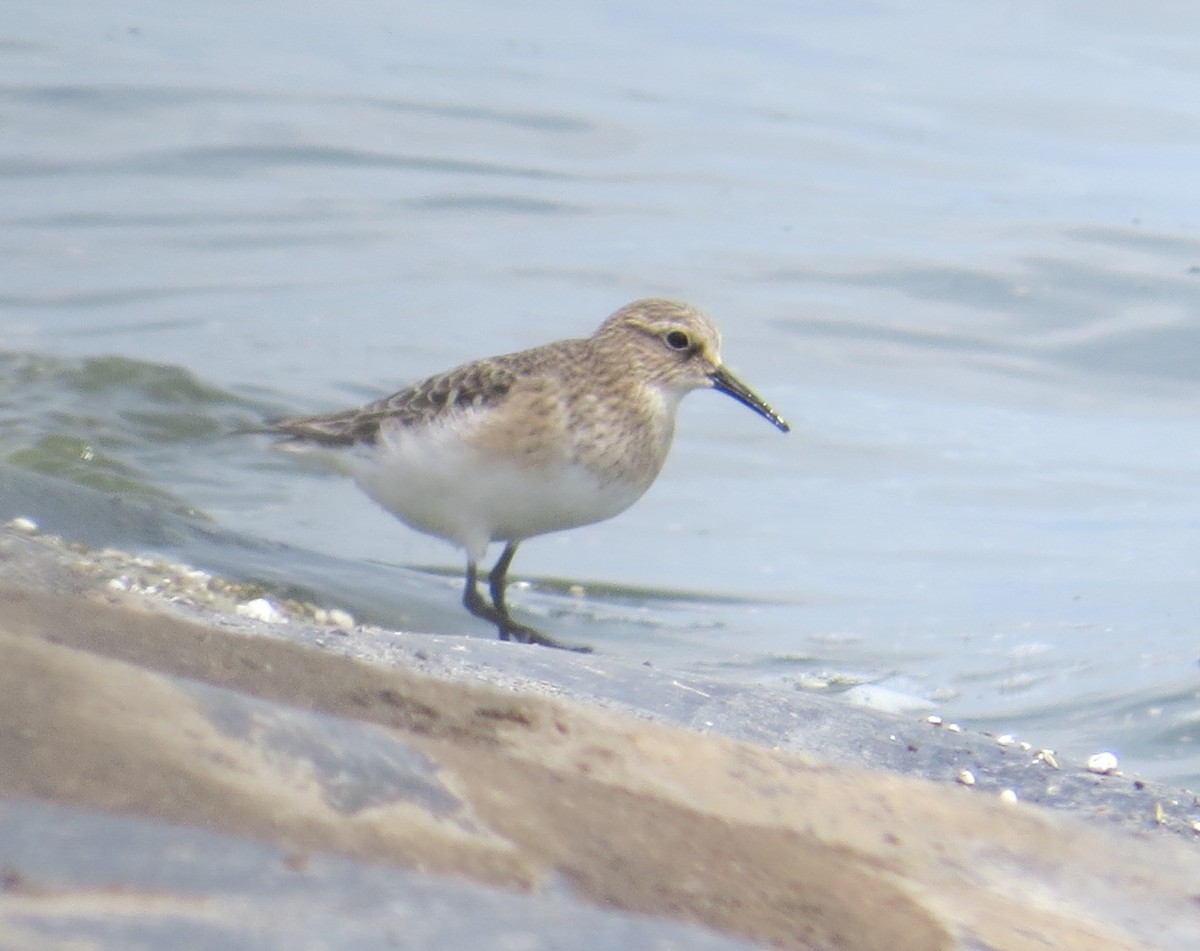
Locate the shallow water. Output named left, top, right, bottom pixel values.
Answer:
left=3, top=1, right=1200, bottom=783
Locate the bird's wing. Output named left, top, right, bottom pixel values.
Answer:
left=265, top=359, right=520, bottom=448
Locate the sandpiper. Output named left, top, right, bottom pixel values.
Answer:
left=261, top=298, right=789, bottom=651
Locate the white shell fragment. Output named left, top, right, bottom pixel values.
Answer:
left=956, top=769, right=976, bottom=786
left=1086, top=752, right=1119, bottom=775
left=7, top=516, right=38, bottom=534
left=1036, top=749, right=1060, bottom=769
left=236, top=597, right=288, bottom=624
left=845, top=685, right=933, bottom=715
left=313, top=607, right=355, bottom=629
left=999, top=789, right=1019, bottom=805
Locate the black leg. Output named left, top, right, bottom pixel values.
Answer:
left=465, top=543, right=592, bottom=653
left=462, top=559, right=509, bottom=639
left=486, top=542, right=520, bottom=618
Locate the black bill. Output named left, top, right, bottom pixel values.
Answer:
left=709, top=366, right=790, bottom=433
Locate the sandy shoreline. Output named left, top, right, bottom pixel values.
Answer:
left=2, top=521, right=1199, bottom=950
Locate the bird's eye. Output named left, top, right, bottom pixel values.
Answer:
left=664, top=330, right=691, bottom=351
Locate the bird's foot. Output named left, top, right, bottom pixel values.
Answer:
left=502, top=620, right=593, bottom=654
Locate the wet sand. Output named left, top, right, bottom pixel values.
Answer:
left=1, top=523, right=1198, bottom=950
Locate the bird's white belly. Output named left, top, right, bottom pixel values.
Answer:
left=338, top=422, right=648, bottom=561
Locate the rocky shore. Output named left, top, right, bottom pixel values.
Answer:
left=2, top=520, right=1198, bottom=950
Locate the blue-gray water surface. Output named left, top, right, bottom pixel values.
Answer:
left=3, top=1, right=1200, bottom=784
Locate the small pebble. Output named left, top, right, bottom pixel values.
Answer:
left=327, top=608, right=355, bottom=629
left=1086, top=752, right=1119, bottom=775
left=946, top=722, right=962, bottom=733
left=925, top=715, right=943, bottom=726
left=995, top=734, right=1016, bottom=747
left=956, top=769, right=976, bottom=786
left=999, top=789, right=1019, bottom=805
left=236, top=597, right=288, bottom=624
